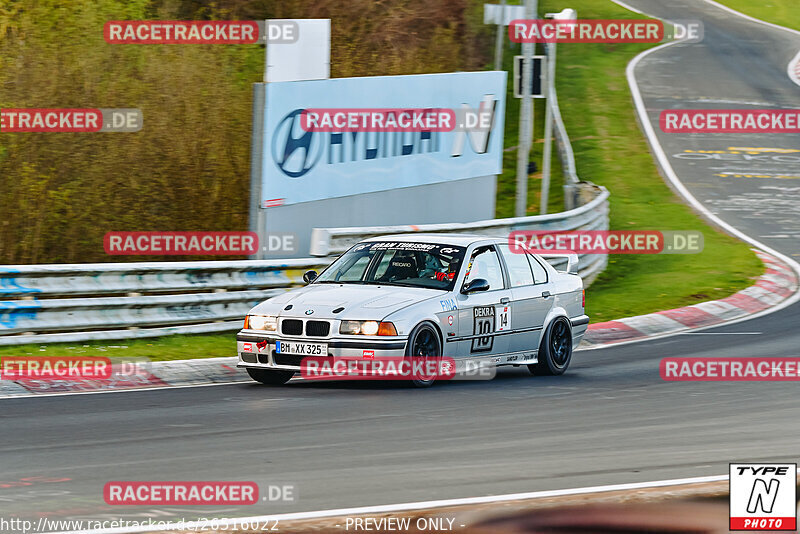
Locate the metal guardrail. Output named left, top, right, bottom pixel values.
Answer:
left=0, top=259, right=331, bottom=345
left=0, top=187, right=607, bottom=346
left=310, top=183, right=609, bottom=281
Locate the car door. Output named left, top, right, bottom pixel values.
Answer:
left=497, top=244, right=554, bottom=354
left=456, top=245, right=513, bottom=358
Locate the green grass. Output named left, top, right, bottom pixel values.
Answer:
left=0, top=0, right=766, bottom=359
left=532, top=0, right=762, bottom=322
left=713, top=0, right=800, bottom=30
left=496, top=0, right=762, bottom=322
left=0, top=334, right=234, bottom=361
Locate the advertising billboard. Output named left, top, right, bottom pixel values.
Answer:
left=261, top=71, right=507, bottom=207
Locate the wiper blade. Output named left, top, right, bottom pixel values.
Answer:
left=362, top=280, right=418, bottom=288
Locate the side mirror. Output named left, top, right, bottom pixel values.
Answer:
left=303, top=270, right=318, bottom=284
left=462, top=278, right=490, bottom=294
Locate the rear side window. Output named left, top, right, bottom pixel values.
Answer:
left=527, top=253, right=548, bottom=284
left=498, top=244, right=534, bottom=287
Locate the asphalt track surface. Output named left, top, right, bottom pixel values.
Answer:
left=2, top=0, right=800, bottom=529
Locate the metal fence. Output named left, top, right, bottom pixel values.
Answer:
left=310, top=183, right=609, bottom=279
left=551, top=76, right=580, bottom=186
left=0, top=259, right=331, bottom=345
left=549, top=56, right=584, bottom=211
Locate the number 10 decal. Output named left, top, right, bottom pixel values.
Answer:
left=471, top=304, right=511, bottom=353
left=472, top=306, right=494, bottom=352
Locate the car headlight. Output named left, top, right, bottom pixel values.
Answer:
left=340, top=320, right=397, bottom=336
left=247, top=315, right=277, bottom=332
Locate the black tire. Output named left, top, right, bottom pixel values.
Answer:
left=247, top=367, right=294, bottom=385
left=405, top=322, right=442, bottom=388
left=529, top=316, right=572, bottom=376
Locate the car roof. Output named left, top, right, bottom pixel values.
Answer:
left=360, top=233, right=503, bottom=246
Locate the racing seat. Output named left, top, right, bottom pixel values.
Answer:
left=380, top=252, right=419, bottom=282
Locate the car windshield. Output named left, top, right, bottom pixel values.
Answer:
left=315, top=241, right=466, bottom=290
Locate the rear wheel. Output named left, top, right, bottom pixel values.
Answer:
left=529, top=316, right=572, bottom=376
left=405, top=322, right=442, bottom=388
left=247, top=368, right=294, bottom=385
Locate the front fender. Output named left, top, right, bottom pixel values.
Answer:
left=383, top=298, right=457, bottom=357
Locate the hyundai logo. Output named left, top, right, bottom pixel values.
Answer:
left=272, top=109, right=323, bottom=178
left=305, top=309, right=314, bottom=315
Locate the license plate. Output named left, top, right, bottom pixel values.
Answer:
left=275, top=341, right=327, bottom=356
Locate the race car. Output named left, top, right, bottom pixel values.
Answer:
left=236, top=233, right=588, bottom=386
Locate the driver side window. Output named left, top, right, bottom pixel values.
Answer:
left=464, top=246, right=505, bottom=291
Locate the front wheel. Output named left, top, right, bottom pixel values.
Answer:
left=247, top=368, right=294, bottom=385
left=405, top=322, right=442, bottom=388
left=529, top=317, right=572, bottom=376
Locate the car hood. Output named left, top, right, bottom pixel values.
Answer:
left=250, top=283, right=447, bottom=320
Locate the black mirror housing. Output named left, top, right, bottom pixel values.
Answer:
left=462, top=278, right=490, bottom=294
left=303, top=270, right=318, bottom=284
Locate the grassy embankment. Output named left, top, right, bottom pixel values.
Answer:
left=497, top=0, right=762, bottom=323
left=714, top=0, right=800, bottom=29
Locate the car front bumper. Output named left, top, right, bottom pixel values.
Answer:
left=235, top=330, right=409, bottom=372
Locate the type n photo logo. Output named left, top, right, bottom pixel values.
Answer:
left=730, top=463, right=797, bottom=531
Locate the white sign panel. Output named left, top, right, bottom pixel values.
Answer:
left=483, top=4, right=526, bottom=25
left=261, top=71, right=506, bottom=207
left=265, top=19, right=330, bottom=83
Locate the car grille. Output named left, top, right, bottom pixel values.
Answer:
left=305, top=320, right=330, bottom=337
left=281, top=319, right=303, bottom=335
left=279, top=318, right=331, bottom=337
left=241, top=352, right=257, bottom=364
